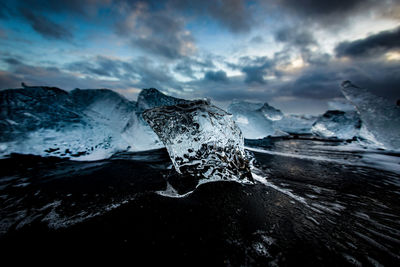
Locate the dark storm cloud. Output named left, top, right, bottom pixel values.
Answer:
left=335, top=26, right=400, bottom=58
left=0, top=2, right=12, bottom=18
left=170, top=0, right=252, bottom=33
left=67, top=55, right=182, bottom=91
left=6, top=0, right=253, bottom=34
left=174, top=57, right=215, bottom=79
left=231, top=56, right=275, bottom=84
left=116, top=7, right=195, bottom=60
left=283, top=69, right=343, bottom=99
left=279, top=0, right=368, bottom=17
left=20, top=9, right=72, bottom=40
left=3, top=57, right=22, bottom=65
left=204, top=70, right=229, bottom=83
left=273, top=27, right=332, bottom=67
left=13, top=0, right=99, bottom=15
left=275, top=27, right=316, bottom=48
left=67, top=56, right=123, bottom=78
left=250, top=35, right=264, bottom=44
left=275, top=0, right=396, bottom=26
left=0, top=55, right=182, bottom=93
left=277, top=59, right=400, bottom=101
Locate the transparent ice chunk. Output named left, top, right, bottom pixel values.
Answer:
left=143, top=100, right=253, bottom=182
left=227, top=101, right=275, bottom=139
left=341, top=81, right=400, bottom=149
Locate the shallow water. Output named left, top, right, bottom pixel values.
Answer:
left=0, top=138, right=399, bottom=265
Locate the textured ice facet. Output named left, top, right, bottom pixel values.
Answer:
left=311, top=110, right=361, bottom=139
left=143, top=100, right=253, bottom=182
left=341, top=81, right=400, bottom=149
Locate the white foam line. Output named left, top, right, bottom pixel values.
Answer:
left=251, top=171, right=308, bottom=205
left=246, top=146, right=351, bottom=164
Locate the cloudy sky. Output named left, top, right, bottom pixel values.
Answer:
left=0, top=0, right=399, bottom=114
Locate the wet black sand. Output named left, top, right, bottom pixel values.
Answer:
left=1, top=140, right=400, bottom=266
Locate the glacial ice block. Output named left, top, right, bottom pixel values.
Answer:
left=227, top=100, right=315, bottom=137
left=341, top=81, right=400, bottom=149
left=0, top=86, right=164, bottom=159
left=273, top=114, right=316, bottom=134
left=227, top=101, right=275, bottom=139
left=311, top=110, right=361, bottom=139
left=142, top=100, right=253, bottom=182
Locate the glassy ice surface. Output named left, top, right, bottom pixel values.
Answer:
left=341, top=81, right=400, bottom=150
left=227, top=101, right=276, bottom=139
left=0, top=86, right=170, bottom=159
left=311, top=110, right=361, bottom=139
left=274, top=114, right=316, bottom=134
left=227, top=100, right=316, bottom=138
left=143, top=100, right=253, bottom=182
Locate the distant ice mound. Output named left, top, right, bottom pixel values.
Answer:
left=227, top=100, right=315, bottom=138
left=227, top=101, right=276, bottom=139
left=274, top=114, right=316, bottom=135
left=259, top=102, right=284, bottom=121
left=311, top=110, right=361, bottom=139
left=0, top=85, right=183, bottom=159
left=341, top=81, right=400, bottom=149
left=143, top=100, right=253, bottom=183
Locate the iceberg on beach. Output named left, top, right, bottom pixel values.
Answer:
left=311, top=110, right=361, bottom=140
left=227, top=100, right=316, bottom=138
left=0, top=86, right=179, bottom=159
left=143, top=99, right=253, bottom=182
left=227, top=101, right=277, bottom=139
left=341, top=81, right=400, bottom=150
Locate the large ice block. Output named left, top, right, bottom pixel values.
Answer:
left=341, top=81, right=400, bottom=149
left=0, top=86, right=172, bottom=159
left=227, top=101, right=275, bottom=139
left=142, top=100, right=253, bottom=182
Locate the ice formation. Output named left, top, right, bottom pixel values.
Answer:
left=143, top=100, right=253, bottom=182
left=274, top=114, right=316, bottom=135
left=227, top=101, right=276, bottom=139
left=311, top=110, right=361, bottom=139
left=227, top=100, right=315, bottom=138
left=137, top=88, right=187, bottom=111
left=341, top=81, right=400, bottom=149
left=259, top=103, right=283, bottom=121
left=0, top=86, right=179, bottom=159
